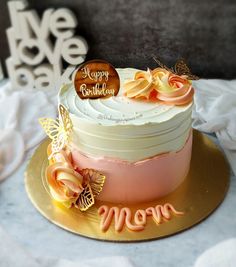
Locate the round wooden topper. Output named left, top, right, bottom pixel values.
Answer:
left=73, top=60, right=120, bottom=99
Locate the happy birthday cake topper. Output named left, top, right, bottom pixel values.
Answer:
left=73, top=59, right=120, bottom=99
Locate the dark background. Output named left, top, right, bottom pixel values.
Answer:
left=1, top=0, right=236, bottom=78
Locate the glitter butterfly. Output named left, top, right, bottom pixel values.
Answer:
left=153, top=57, right=199, bottom=80
left=39, top=104, right=73, bottom=155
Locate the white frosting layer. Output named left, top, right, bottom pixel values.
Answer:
left=59, top=68, right=192, bottom=161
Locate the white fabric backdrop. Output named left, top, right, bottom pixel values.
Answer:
left=193, top=79, right=236, bottom=175
left=0, top=81, right=57, bottom=181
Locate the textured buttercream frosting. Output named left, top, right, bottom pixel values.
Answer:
left=59, top=68, right=192, bottom=161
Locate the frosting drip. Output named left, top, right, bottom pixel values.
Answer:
left=98, top=203, right=184, bottom=232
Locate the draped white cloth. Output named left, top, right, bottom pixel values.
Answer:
left=192, top=79, right=236, bottom=175
left=192, top=79, right=236, bottom=266
left=0, top=81, right=57, bottom=181
left=194, top=239, right=236, bottom=267
left=0, top=225, right=134, bottom=267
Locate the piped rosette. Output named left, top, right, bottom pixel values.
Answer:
left=45, top=144, right=106, bottom=211
left=124, top=67, right=194, bottom=105
left=124, top=68, right=158, bottom=100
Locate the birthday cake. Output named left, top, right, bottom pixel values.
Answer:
left=39, top=59, right=196, bottom=231
left=59, top=67, right=193, bottom=204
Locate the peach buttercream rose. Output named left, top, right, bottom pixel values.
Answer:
left=154, top=68, right=194, bottom=105
left=46, top=145, right=85, bottom=208
left=124, top=68, right=157, bottom=99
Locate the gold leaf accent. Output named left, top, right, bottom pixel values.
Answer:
left=153, top=57, right=199, bottom=80
left=174, top=59, right=199, bottom=80
left=58, top=104, right=73, bottom=139
left=39, top=104, right=73, bottom=154
left=153, top=57, right=174, bottom=73
left=80, top=169, right=106, bottom=197
left=76, top=184, right=95, bottom=211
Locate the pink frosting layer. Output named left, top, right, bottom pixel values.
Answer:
left=71, top=131, right=192, bottom=204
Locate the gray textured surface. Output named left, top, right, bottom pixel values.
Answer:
left=0, top=0, right=236, bottom=78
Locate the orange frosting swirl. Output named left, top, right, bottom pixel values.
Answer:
left=124, top=68, right=157, bottom=100
left=156, top=72, right=194, bottom=105
left=124, top=68, right=194, bottom=105
left=46, top=145, right=85, bottom=208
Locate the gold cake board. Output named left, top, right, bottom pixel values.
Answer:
left=25, top=130, right=230, bottom=242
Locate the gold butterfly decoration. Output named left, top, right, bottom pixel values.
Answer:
left=39, top=104, right=73, bottom=155
left=76, top=184, right=95, bottom=211
left=76, top=169, right=106, bottom=211
left=153, top=57, right=199, bottom=80
left=80, top=169, right=106, bottom=197
left=41, top=106, right=106, bottom=212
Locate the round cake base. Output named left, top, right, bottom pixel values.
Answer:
left=25, top=130, right=230, bottom=242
